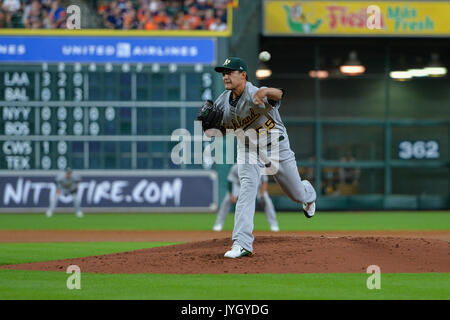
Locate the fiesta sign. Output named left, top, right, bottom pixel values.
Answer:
left=264, top=1, right=450, bottom=36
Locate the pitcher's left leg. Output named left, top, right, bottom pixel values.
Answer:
left=274, top=156, right=316, bottom=204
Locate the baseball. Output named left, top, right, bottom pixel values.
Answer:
left=259, top=51, right=271, bottom=62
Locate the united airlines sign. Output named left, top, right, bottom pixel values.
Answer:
left=0, top=36, right=216, bottom=64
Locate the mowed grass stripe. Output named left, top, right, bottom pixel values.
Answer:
left=0, top=212, right=449, bottom=231
left=0, top=270, right=449, bottom=300
left=0, top=242, right=178, bottom=265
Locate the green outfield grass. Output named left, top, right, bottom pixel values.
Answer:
left=0, top=211, right=448, bottom=300
left=0, top=211, right=449, bottom=231
left=0, top=270, right=448, bottom=300
left=0, top=242, right=178, bottom=265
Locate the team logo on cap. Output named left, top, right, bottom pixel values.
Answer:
left=224, top=59, right=231, bottom=65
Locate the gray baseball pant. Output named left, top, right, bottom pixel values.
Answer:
left=260, top=192, right=278, bottom=228
left=233, top=156, right=316, bottom=252
left=48, top=190, right=82, bottom=214
left=215, top=191, right=279, bottom=229
left=214, top=192, right=233, bottom=227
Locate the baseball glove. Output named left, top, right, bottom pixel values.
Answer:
left=197, top=100, right=225, bottom=134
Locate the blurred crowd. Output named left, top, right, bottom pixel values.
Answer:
left=0, top=0, right=232, bottom=30
left=0, top=0, right=67, bottom=28
left=98, top=0, right=230, bottom=30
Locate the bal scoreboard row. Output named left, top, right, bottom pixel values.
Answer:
left=0, top=63, right=216, bottom=170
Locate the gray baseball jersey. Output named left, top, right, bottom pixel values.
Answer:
left=214, top=81, right=316, bottom=252
left=227, top=164, right=240, bottom=185
left=55, top=173, right=81, bottom=194
left=215, top=81, right=295, bottom=162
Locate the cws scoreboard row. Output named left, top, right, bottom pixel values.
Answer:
left=0, top=62, right=215, bottom=170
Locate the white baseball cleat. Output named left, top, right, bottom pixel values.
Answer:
left=76, top=211, right=84, bottom=218
left=46, top=210, right=53, bottom=218
left=213, top=224, right=223, bottom=232
left=224, top=243, right=252, bottom=258
left=270, top=225, right=280, bottom=232
left=302, top=201, right=316, bottom=218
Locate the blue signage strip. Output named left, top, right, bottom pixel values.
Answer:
left=0, top=170, right=217, bottom=212
left=0, top=36, right=216, bottom=64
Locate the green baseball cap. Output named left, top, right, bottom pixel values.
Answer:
left=214, top=57, right=248, bottom=73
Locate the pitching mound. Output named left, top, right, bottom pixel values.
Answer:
left=2, top=236, right=449, bottom=274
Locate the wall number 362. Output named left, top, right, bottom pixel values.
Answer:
left=398, top=140, right=440, bottom=160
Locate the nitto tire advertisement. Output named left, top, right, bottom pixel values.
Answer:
left=0, top=170, right=217, bottom=212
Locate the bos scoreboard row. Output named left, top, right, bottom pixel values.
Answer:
left=0, top=62, right=217, bottom=170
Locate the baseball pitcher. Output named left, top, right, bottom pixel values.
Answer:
left=197, top=57, right=316, bottom=258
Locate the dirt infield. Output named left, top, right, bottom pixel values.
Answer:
left=2, top=230, right=449, bottom=274
left=1, top=230, right=449, bottom=242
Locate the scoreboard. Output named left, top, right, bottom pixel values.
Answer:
left=0, top=62, right=216, bottom=171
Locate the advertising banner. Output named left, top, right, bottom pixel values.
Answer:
left=264, top=1, right=450, bottom=36
left=0, top=36, right=216, bottom=64
left=0, top=170, right=217, bottom=212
